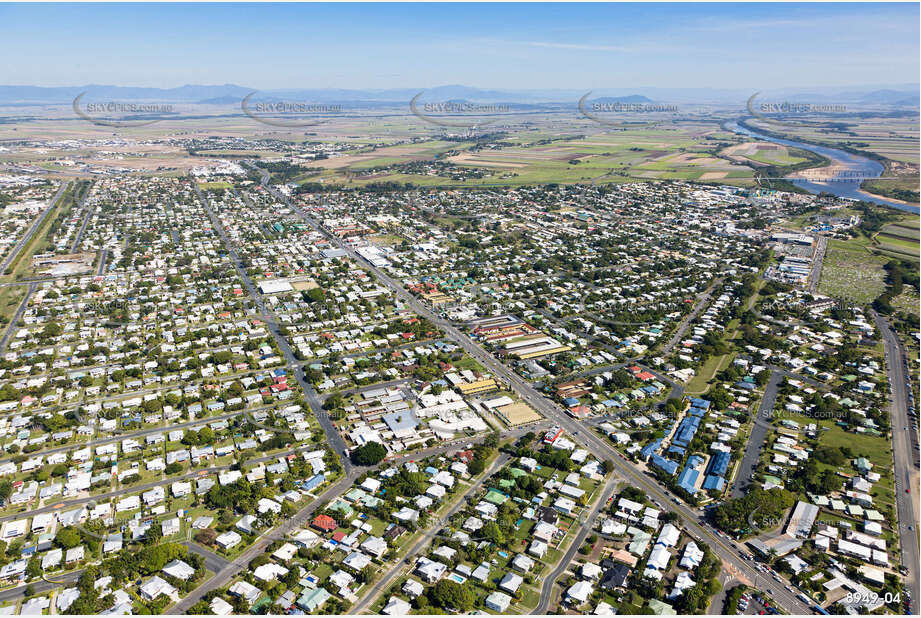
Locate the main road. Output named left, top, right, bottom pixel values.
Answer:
left=808, top=235, right=827, bottom=294
left=873, top=311, right=919, bottom=606
left=251, top=163, right=813, bottom=616
left=0, top=182, right=67, bottom=274
left=69, top=180, right=95, bottom=253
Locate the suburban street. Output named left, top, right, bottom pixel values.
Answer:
left=95, top=248, right=107, bottom=276
left=534, top=474, right=620, bottom=613
left=0, top=282, right=36, bottom=355
left=731, top=370, right=782, bottom=499
left=350, top=452, right=513, bottom=613
left=69, top=181, right=95, bottom=253
left=0, top=406, right=277, bottom=467
left=0, top=570, right=82, bottom=604
left=659, top=278, right=722, bottom=356
left=194, top=182, right=352, bottom=474
left=168, top=427, right=539, bottom=614
left=0, top=441, right=329, bottom=525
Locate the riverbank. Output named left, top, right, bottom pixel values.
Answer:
left=727, top=119, right=919, bottom=214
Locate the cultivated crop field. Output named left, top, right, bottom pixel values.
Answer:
left=874, top=219, right=921, bottom=262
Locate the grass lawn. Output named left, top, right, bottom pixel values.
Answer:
left=0, top=285, right=26, bottom=325
left=369, top=234, right=404, bottom=246
left=686, top=353, right=732, bottom=394
left=513, top=585, right=541, bottom=612
left=778, top=408, right=897, bottom=515
left=818, top=237, right=889, bottom=303
left=512, top=519, right=535, bottom=540
left=198, top=181, right=233, bottom=190
left=365, top=516, right=388, bottom=536
left=818, top=422, right=893, bottom=470
left=312, top=562, right=334, bottom=582
left=452, top=356, right=486, bottom=373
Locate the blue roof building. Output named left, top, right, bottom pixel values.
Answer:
left=706, top=452, right=731, bottom=477
left=672, top=417, right=701, bottom=448
left=302, top=474, right=326, bottom=492
left=677, top=467, right=700, bottom=495
left=676, top=455, right=707, bottom=495
left=641, top=439, right=663, bottom=460
left=651, top=454, right=678, bottom=476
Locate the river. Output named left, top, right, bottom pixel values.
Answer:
left=725, top=120, right=919, bottom=214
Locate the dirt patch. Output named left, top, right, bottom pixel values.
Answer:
left=700, top=171, right=728, bottom=180
left=291, top=278, right=319, bottom=291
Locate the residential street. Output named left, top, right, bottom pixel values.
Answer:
left=350, top=452, right=513, bottom=613
left=534, top=474, right=620, bottom=613
left=0, top=183, right=67, bottom=274
left=731, top=370, right=782, bottom=498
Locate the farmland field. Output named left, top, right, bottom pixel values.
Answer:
left=874, top=219, right=921, bottom=262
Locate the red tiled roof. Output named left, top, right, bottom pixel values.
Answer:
left=311, top=515, right=337, bottom=532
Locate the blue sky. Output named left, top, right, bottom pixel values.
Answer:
left=1, top=3, right=917, bottom=90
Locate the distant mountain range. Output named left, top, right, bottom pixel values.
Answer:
left=0, top=83, right=916, bottom=107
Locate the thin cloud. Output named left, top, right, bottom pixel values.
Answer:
left=489, top=39, right=670, bottom=55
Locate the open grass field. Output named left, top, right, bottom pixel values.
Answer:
left=0, top=285, right=27, bottom=326
left=197, top=181, right=233, bottom=190
left=778, top=408, right=897, bottom=515
left=325, top=124, right=757, bottom=188
left=16, top=107, right=918, bottom=196
left=862, top=172, right=921, bottom=205
left=818, top=237, right=890, bottom=304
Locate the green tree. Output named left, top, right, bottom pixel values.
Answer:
left=428, top=579, right=473, bottom=611
left=55, top=527, right=82, bottom=549
left=351, top=442, right=387, bottom=466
